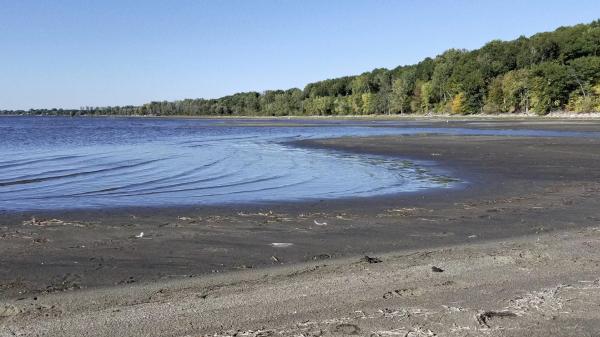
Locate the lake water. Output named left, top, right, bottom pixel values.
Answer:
left=0, top=116, right=595, bottom=211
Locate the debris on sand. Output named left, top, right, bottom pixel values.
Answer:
left=271, top=256, right=280, bottom=263
left=431, top=266, right=444, bottom=273
left=378, top=207, right=421, bottom=218
left=373, top=326, right=436, bottom=337
left=361, top=255, right=382, bottom=264
left=383, top=288, right=423, bottom=299
left=235, top=265, right=253, bottom=270
left=313, top=220, right=328, bottom=226
left=135, top=232, right=144, bottom=239
left=476, top=310, right=518, bottom=327
left=509, top=285, right=568, bottom=313
left=312, top=253, right=331, bottom=261
left=270, top=243, right=293, bottom=248
left=407, top=326, right=437, bottom=336
left=117, top=276, right=136, bottom=285
left=22, top=217, right=86, bottom=228
left=45, top=274, right=82, bottom=293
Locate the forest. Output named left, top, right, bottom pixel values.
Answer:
left=3, top=20, right=600, bottom=116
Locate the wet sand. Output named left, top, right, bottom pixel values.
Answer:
left=2, top=119, right=600, bottom=336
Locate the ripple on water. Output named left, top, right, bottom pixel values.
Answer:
left=0, top=117, right=463, bottom=211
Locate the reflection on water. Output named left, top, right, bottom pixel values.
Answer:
left=7, top=116, right=594, bottom=211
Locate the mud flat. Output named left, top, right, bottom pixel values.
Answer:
left=2, top=119, right=600, bottom=336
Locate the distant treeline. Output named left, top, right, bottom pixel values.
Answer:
left=3, top=20, right=600, bottom=116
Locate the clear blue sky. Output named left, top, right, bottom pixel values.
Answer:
left=1, top=1, right=599, bottom=110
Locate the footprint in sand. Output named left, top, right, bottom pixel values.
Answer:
left=0, top=304, right=20, bottom=317
left=332, top=323, right=360, bottom=335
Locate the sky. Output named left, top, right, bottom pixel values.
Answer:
left=1, top=1, right=599, bottom=110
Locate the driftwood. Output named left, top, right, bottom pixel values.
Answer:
left=476, top=310, right=518, bottom=327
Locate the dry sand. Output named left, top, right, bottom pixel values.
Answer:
left=2, top=227, right=600, bottom=336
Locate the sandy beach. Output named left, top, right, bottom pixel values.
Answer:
left=3, top=227, right=600, bottom=336
left=2, top=119, right=600, bottom=336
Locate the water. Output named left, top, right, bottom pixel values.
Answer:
left=1, top=116, right=595, bottom=212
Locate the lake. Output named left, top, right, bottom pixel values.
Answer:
left=0, top=117, right=459, bottom=211
left=3, top=116, right=596, bottom=212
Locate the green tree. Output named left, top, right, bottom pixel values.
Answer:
left=420, top=82, right=433, bottom=113
left=502, top=69, right=532, bottom=113
left=529, top=62, right=571, bottom=114
left=361, top=93, right=377, bottom=114
left=334, top=96, right=352, bottom=115
left=483, top=75, right=505, bottom=113
left=8, top=20, right=600, bottom=118
left=390, top=69, right=416, bottom=114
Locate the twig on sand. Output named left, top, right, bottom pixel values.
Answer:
left=361, top=255, right=382, bottom=264
left=476, top=310, right=518, bottom=328
left=313, top=220, right=328, bottom=226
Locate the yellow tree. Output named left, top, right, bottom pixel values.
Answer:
left=420, top=82, right=433, bottom=113
left=451, top=92, right=467, bottom=114
left=361, top=93, right=376, bottom=114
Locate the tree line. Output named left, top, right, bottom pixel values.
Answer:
left=3, top=20, right=600, bottom=116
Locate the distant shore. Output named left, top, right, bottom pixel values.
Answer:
left=3, top=111, right=600, bottom=120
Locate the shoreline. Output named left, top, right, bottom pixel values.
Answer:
left=2, top=120, right=600, bottom=293
left=2, top=119, right=600, bottom=335
left=3, top=112, right=600, bottom=120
